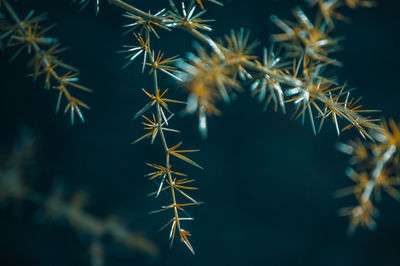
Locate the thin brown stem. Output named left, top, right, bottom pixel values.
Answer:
left=108, top=0, right=166, bottom=23
left=143, top=29, right=183, bottom=245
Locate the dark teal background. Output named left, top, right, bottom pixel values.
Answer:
left=1, top=0, right=400, bottom=265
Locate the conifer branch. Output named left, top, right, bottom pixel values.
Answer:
left=1, top=0, right=91, bottom=124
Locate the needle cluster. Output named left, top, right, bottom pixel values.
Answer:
left=168, top=1, right=380, bottom=140
left=336, top=120, right=400, bottom=233
left=0, top=0, right=91, bottom=124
